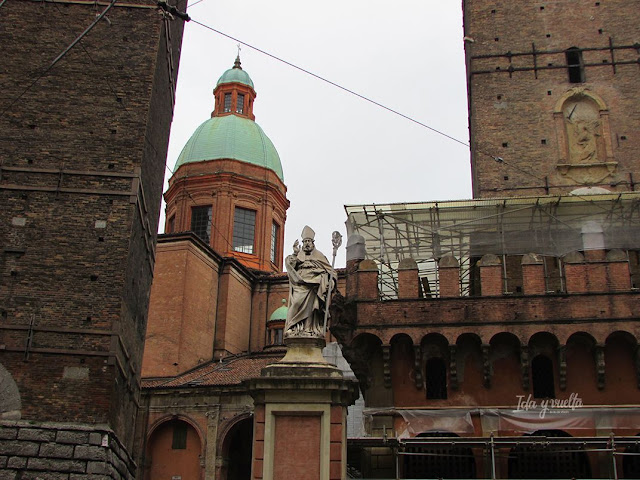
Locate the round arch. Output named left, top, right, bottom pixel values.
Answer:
left=217, top=413, right=254, bottom=480
left=145, top=416, right=204, bottom=480
left=553, top=87, right=608, bottom=113
left=147, top=414, right=205, bottom=446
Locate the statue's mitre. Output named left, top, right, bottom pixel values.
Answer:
left=301, top=225, right=315, bottom=240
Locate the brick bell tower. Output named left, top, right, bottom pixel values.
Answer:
left=464, top=0, right=640, bottom=198
left=163, top=56, right=289, bottom=272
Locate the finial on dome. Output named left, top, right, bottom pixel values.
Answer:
left=234, top=44, right=242, bottom=70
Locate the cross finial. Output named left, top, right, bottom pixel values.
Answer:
left=233, top=45, right=242, bottom=69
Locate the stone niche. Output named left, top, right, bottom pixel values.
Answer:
left=553, top=87, right=616, bottom=185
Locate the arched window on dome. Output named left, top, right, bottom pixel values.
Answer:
left=223, top=93, right=232, bottom=113
left=236, top=93, right=245, bottom=114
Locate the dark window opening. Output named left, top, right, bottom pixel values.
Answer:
left=532, top=354, right=555, bottom=398
left=236, top=93, right=245, bottom=114
left=509, top=430, right=591, bottom=479
left=268, top=328, right=283, bottom=345
left=426, top=357, right=447, bottom=399
left=233, top=207, right=256, bottom=254
left=172, top=421, right=188, bottom=450
left=167, top=215, right=175, bottom=234
left=190, top=206, right=212, bottom=244
left=404, top=432, right=476, bottom=479
left=224, top=93, right=232, bottom=112
left=566, top=47, right=586, bottom=83
left=270, top=222, right=279, bottom=263
left=623, top=435, right=640, bottom=478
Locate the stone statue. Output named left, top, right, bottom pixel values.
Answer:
left=284, top=226, right=336, bottom=338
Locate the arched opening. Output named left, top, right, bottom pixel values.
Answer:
left=422, top=333, right=449, bottom=401
left=566, top=332, right=597, bottom=395
left=345, top=333, right=387, bottom=407
left=146, top=418, right=202, bottom=480
left=489, top=333, right=521, bottom=398
left=426, top=357, right=447, bottom=400
left=605, top=331, right=638, bottom=403
left=456, top=333, right=483, bottom=392
left=532, top=354, right=555, bottom=399
left=404, top=431, right=476, bottom=479
left=390, top=334, right=416, bottom=405
left=508, top=430, right=591, bottom=479
left=220, top=416, right=253, bottom=480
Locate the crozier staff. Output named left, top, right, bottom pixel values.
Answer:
left=284, top=226, right=336, bottom=338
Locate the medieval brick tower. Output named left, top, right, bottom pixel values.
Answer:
left=464, top=0, right=640, bottom=198
left=0, top=1, right=185, bottom=477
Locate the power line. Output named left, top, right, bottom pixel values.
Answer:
left=188, top=17, right=638, bottom=212
left=0, top=0, right=117, bottom=118
left=190, top=19, right=470, bottom=149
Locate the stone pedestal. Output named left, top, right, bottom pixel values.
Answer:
left=247, top=337, right=359, bottom=480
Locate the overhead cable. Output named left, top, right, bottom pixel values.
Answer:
left=190, top=19, right=470, bottom=149
left=0, top=0, right=117, bottom=117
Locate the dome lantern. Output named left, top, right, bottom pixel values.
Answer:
left=213, top=54, right=256, bottom=121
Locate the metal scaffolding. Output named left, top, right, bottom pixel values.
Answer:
left=348, top=434, right=640, bottom=480
left=345, top=192, right=640, bottom=299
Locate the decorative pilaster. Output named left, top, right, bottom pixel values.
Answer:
left=205, top=406, right=221, bottom=480
left=382, top=345, right=392, bottom=389
left=558, top=346, right=567, bottom=391
left=595, top=344, right=606, bottom=390
left=449, top=345, right=458, bottom=390
left=413, top=345, right=423, bottom=390
left=482, top=344, right=491, bottom=388
left=520, top=346, right=530, bottom=390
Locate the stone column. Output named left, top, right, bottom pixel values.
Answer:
left=247, top=337, right=358, bottom=480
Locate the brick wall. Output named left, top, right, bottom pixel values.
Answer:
left=0, top=0, right=185, bottom=456
left=464, top=0, right=640, bottom=198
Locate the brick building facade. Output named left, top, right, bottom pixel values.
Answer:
left=331, top=0, right=640, bottom=477
left=137, top=1, right=640, bottom=478
left=0, top=1, right=186, bottom=477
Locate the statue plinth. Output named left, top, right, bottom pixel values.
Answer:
left=247, top=336, right=358, bottom=480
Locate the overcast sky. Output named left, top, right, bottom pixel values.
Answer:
left=162, top=0, right=472, bottom=267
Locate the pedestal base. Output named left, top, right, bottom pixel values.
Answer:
left=247, top=337, right=358, bottom=480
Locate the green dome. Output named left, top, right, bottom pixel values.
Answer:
left=269, top=300, right=288, bottom=321
left=216, top=66, right=254, bottom=89
left=174, top=115, right=284, bottom=181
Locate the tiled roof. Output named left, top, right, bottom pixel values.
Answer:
left=142, top=351, right=285, bottom=389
